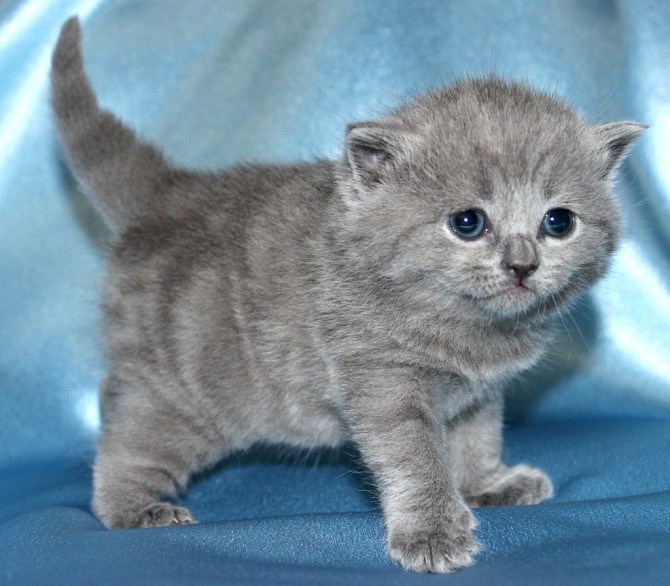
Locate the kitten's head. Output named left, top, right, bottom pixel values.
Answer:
left=334, top=78, right=645, bottom=321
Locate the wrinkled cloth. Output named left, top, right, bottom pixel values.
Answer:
left=1, top=1, right=669, bottom=584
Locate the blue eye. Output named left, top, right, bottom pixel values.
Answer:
left=449, top=210, right=486, bottom=239
left=542, top=208, right=574, bottom=237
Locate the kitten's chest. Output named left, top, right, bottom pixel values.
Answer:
left=391, top=318, right=547, bottom=383
left=399, top=324, right=546, bottom=419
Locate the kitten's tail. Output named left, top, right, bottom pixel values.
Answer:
left=51, top=17, right=180, bottom=233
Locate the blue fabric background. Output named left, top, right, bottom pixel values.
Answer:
left=1, top=1, right=669, bottom=584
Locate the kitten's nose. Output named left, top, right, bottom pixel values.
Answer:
left=502, top=236, right=539, bottom=282
left=502, top=260, right=538, bottom=281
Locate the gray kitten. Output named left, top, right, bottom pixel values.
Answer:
left=51, top=17, right=643, bottom=573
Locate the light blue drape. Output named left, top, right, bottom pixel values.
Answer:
left=1, top=1, right=669, bottom=584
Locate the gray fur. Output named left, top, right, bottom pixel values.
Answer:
left=51, top=17, right=644, bottom=573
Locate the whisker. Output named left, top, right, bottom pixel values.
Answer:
left=551, top=293, right=574, bottom=347
left=566, top=310, right=590, bottom=351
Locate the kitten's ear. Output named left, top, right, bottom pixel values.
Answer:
left=593, top=121, right=647, bottom=179
left=345, top=122, right=401, bottom=188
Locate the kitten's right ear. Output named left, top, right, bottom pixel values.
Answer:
left=345, top=123, right=400, bottom=188
left=593, top=121, right=647, bottom=179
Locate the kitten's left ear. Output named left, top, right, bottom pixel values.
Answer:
left=345, top=122, right=403, bottom=188
left=593, top=121, right=647, bottom=179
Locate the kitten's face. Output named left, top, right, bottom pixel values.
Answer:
left=434, top=181, right=616, bottom=319
left=337, top=79, right=643, bottom=320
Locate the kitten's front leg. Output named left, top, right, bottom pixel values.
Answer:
left=342, top=367, right=480, bottom=573
left=448, top=398, right=553, bottom=508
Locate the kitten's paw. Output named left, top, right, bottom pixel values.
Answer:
left=389, top=529, right=481, bottom=573
left=388, top=511, right=480, bottom=573
left=467, top=464, right=553, bottom=508
left=134, top=503, right=196, bottom=528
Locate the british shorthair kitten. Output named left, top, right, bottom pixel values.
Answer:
left=51, top=17, right=643, bottom=573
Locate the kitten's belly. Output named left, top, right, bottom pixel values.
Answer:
left=174, top=268, right=345, bottom=450
left=245, top=331, right=345, bottom=447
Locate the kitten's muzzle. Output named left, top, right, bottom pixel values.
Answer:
left=501, top=236, right=539, bottom=283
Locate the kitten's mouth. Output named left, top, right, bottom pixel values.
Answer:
left=474, top=282, right=534, bottom=302
left=493, top=282, right=536, bottom=306
left=471, top=282, right=536, bottom=312
left=504, top=283, right=530, bottom=295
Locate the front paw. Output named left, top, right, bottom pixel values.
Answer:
left=467, top=464, right=553, bottom=508
left=388, top=511, right=481, bottom=573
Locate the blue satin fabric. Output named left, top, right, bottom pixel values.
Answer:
left=1, top=1, right=669, bottom=584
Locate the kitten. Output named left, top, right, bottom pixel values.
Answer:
left=51, top=17, right=644, bottom=573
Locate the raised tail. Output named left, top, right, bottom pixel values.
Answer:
left=51, top=17, right=179, bottom=232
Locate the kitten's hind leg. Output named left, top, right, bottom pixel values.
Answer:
left=93, top=441, right=196, bottom=529
left=92, top=393, right=225, bottom=530
left=448, top=398, right=553, bottom=509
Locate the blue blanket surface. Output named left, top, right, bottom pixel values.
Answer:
left=1, top=1, right=669, bottom=584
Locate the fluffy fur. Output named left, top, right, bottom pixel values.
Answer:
left=51, top=17, right=644, bottom=573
